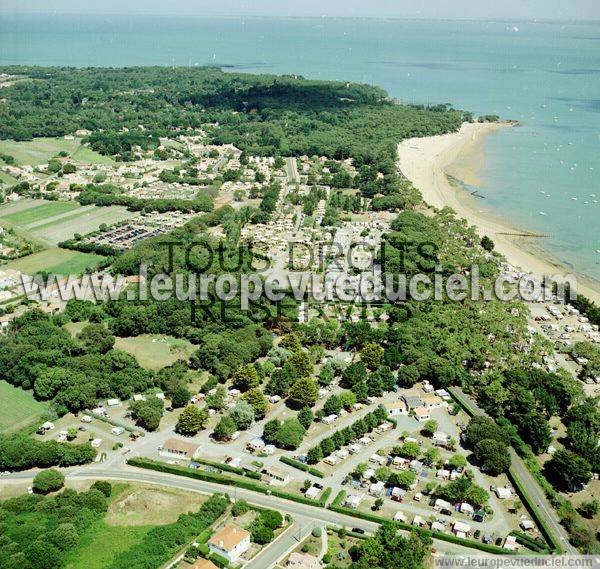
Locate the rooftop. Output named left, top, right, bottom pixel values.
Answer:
left=208, top=524, right=250, bottom=552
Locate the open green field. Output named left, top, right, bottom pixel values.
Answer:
left=115, top=335, right=197, bottom=370
left=0, top=137, right=115, bottom=166
left=64, top=521, right=152, bottom=569
left=0, top=170, right=17, bottom=185
left=0, top=380, right=47, bottom=432
left=0, top=200, right=81, bottom=226
left=0, top=199, right=137, bottom=246
left=4, top=247, right=104, bottom=275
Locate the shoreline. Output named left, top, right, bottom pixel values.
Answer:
left=397, top=121, right=600, bottom=304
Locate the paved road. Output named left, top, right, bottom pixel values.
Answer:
left=285, top=157, right=299, bottom=184
left=449, top=387, right=576, bottom=554
left=2, top=465, right=477, bottom=557
left=245, top=515, right=317, bottom=569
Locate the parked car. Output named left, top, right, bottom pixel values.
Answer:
left=352, top=528, right=365, bottom=535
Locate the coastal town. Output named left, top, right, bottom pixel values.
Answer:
left=0, top=63, right=598, bottom=569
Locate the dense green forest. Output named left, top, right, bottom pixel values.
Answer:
left=0, top=66, right=468, bottom=170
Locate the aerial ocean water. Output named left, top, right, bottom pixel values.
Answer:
left=1, top=13, right=599, bottom=280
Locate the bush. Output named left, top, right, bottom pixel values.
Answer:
left=312, top=527, right=322, bottom=537
left=232, top=499, right=250, bottom=517
left=259, top=509, right=283, bottom=530
left=33, top=469, right=65, bottom=494
left=90, top=480, right=112, bottom=497
left=250, top=522, right=275, bottom=544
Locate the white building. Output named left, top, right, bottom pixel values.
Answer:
left=208, top=525, right=251, bottom=562
left=385, top=401, right=407, bottom=416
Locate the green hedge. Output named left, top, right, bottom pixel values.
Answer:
left=279, top=456, right=325, bottom=478
left=510, top=531, right=549, bottom=553
left=318, top=487, right=332, bottom=508
left=197, top=528, right=213, bottom=544
left=208, top=552, right=230, bottom=568
left=128, top=457, right=325, bottom=508
left=331, top=490, right=346, bottom=507
left=328, top=502, right=511, bottom=555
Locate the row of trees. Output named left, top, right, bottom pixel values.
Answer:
left=306, top=405, right=388, bottom=464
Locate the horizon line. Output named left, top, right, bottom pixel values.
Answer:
left=2, top=10, right=600, bottom=24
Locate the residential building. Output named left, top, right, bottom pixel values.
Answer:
left=422, top=395, right=444, bottom=409
left=344, top=494, right=364, bottom=509
left=495, top=487, right=512, bottom=500
left=413, top=407, right=431, bottom=422
left=391, top=487, right=406, bottom=502
left=159, top=438, right=200, bottom=460
left=453, top=521, right=472, bottom=536
left=208, top=525, right=251, bottom=563
left=262, top=466, right=290, bottom=486
left=402, top=394, right=423, bottom=410
left=385, top=401, right=407, bottom=416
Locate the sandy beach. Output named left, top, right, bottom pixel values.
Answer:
left=397, top=122, right=600, bottom=304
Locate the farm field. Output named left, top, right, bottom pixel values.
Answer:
left=0, top=137, right=115, bottom=166
left=0, top=199, right=137, bottom=246
left=114, top=335, right=197, bottom=370
left=3, top=247, right=104, bottom=275
left=0, top=380, right=47, bottom=432
left=0, top=200, right=81, bottom=226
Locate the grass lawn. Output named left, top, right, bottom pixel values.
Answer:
left=4, top=247, right=104, bottom=275
left=114, top=335, right=196, bottom=370
left=64, top=521, right=152, bottom=569
left=0, top=201, right=81, bottom=226
left=0, top=137, right=114, bottom=166
left=0, top=380, right=47, bottom=432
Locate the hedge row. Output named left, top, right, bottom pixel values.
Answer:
left=318, top=487, right=332, bottom=508
left=128, top=457, right=328, bottom=508
left=193, top=457, right=262, bottom=480
left=328, top=500, right=512, bottom=555
left=279, top=456, right=325, bottom=478
left=510, top=531, right=549, bottom=553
